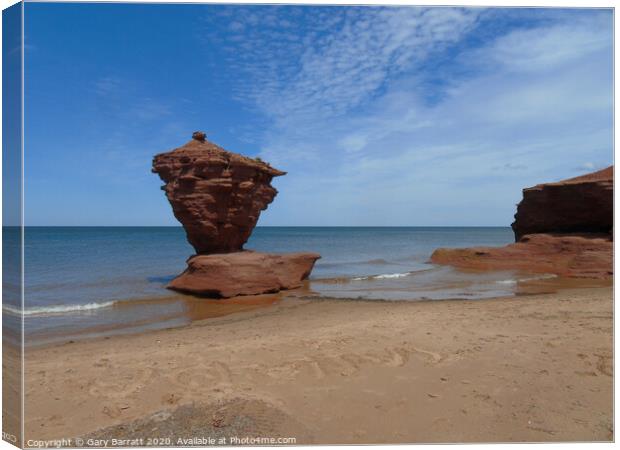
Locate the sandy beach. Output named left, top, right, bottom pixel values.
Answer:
left=22, top=285, right=612, bottom=445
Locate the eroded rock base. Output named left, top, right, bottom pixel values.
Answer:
left=168, top=251, right=321, bottom=298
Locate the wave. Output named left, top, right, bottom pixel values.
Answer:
left=3, top=301, right=117, bottom=317
left=495, top=274, right=558, bottom=285
left=314, top=266, right=440, bottom=284
left=352, top=272, right=411, bottom=281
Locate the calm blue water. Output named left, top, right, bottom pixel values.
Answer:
left=5, top=226, right=534, bottom=345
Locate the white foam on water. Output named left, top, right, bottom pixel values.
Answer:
left=495, top=274, right=558, bottom=285
left=3, top=301, right=117, bottom=317
left=374, top=272, right=411, bottom=279
left=352, top=272, right=411, bottom=281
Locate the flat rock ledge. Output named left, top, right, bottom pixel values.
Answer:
left=431, top=233, right=612, bottom=279
left=168, top=251, right=321, bottom=298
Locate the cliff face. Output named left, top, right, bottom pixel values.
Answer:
left=432, top=166, right=613, bottom=280
left=152, top=136, right=285, bottom=254
left=512, top=166, right=613, bottom=241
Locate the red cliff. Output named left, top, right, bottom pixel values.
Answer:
left=153, top=132, right=320, bottom=297
left=431, top=166, right=613, bottom=279
left=512, top=166, right=613, bottom=241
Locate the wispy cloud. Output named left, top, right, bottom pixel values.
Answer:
left=203, top=6, right=481, bottom=127
left=201, top=7, right=612, bottom=226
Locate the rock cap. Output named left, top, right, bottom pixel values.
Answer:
left=152, top=135, right=286, bottom=253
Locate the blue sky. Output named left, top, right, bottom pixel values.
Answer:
left=23, top=4, right=613, bottom=226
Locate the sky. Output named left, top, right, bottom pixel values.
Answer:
left=3, top=2, right=22, bottom=227
left=22, top=4, right=613, bottom=226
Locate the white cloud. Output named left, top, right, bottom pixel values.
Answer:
left=202, top=8, right=612, bottom=226
left=203, top=6, right=480, bottom=127
left=473, top=16, right=612, bottom=74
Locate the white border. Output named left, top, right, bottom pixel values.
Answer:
left=0, top=2, right=616, bottom=450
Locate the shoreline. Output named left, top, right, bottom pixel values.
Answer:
left=23, top=284, right=613, bottom=444
left=21, top=274, right=612, bottom=349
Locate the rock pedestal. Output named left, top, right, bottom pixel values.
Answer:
left=168, top=251, right=321, bottom=298
left=153, top=133, right=320, bottom=297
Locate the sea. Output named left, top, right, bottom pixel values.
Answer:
left=3, top=226, right=559, bottom=346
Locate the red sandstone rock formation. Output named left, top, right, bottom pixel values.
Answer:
left=168, top=251, right=321, bottom=297
left=152, top=135, right=285, bottom=254
left=512, top=166, right=613, bottom=240
left=431, top=233, right=612, bottom=279
left=152, top=133, right=320, bottom=298
left=431, top=167, right=613, bottom=279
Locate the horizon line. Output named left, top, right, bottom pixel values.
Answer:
left=7, top=224, right=513, bottom=228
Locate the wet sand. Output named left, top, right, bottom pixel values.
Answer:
left=23, top=286, right=612, bottom=445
